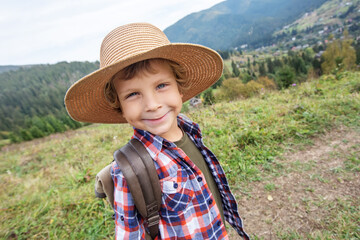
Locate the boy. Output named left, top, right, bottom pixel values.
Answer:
left=65, top=23, right=248, bottom=239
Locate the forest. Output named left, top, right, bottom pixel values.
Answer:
left=0, top=61, right=99, bottom=143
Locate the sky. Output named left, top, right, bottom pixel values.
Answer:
left=0, top=0, right=224, bottom=66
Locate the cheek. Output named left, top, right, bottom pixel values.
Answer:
left=119, top=101, right=138, bottom=120
left=167, top=90, right=182, bottom=105
left=173, top=94, right=183, bottom=112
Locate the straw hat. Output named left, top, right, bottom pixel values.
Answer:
left=64, top=22, right=223, bottom=124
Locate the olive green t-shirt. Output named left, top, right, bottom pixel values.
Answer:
left=174, top=130, right=225, bottom=224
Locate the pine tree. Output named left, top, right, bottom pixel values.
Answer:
left=266, top=58, right=275, bottom=74
left=231, top=60, right=240, bottom=77
left=275, top=66, right=295, bottom=89
left=356, top=43, right=360, bottom=65
left=202, top=88, right=215, bottom=105
left=259, top=62, right=266, bottom=76
left=273, top=58, right=283, bottom=69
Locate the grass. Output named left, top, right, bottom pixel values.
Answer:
left=276, top=197, right=360, bottom=240
left=0, top=71, right=359, bottom=239
left=0, top=139, right=10, bottom=148
left=264, top=183, right=277, bottom=191
left=196, top=71, right=360, bottom=183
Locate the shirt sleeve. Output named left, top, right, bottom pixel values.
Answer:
left=111, top=161, right=146, bottom=239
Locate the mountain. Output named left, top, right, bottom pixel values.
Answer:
left=0, top=61, right=99, bottom=136
left=164, top=0, right=329, bottom=50
left=0, top=65, right=27, bottom=73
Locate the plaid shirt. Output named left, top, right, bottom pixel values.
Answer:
left=112, top=115, right=249, bottom=239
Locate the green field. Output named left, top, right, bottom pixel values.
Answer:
left=1, top=71, right=359, bottom=239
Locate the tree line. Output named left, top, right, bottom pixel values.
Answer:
left=0, top=61, right=99, bottom=143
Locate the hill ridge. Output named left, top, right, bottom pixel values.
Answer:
left=164, top=0, right=357, bottom=50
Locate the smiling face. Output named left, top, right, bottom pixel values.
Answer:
left=113, top=61, right=184, bottom=142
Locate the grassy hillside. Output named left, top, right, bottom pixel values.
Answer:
left=290, top=0, right=360, bottom=30
left=0, top=71, right=359, bottom=239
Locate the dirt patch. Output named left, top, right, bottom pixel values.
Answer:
left=229, top=126, right=360, bottom=239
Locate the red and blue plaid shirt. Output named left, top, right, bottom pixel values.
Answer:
left=111, top=115, right=249, bottom=239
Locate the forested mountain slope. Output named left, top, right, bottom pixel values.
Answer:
left=164, top=0, right=331, bottom=49
left=0, top=61, right=98, bottom=137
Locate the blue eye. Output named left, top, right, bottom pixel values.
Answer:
left=157, top=83, right=166, bottom=89
left=126, top=92, right=138, bottom=99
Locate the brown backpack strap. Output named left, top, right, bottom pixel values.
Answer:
left=114, top=138, right=161, bottom=240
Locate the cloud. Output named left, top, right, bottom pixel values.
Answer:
left=0, top=0, right=224, bottom=65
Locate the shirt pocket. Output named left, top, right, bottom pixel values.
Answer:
left=160, top=169, right=194, bottom=213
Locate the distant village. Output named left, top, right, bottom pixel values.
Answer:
left=234, top=1, right=359, bottom=60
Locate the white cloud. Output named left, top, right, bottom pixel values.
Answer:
left=0, top=0, right=224, bottom=65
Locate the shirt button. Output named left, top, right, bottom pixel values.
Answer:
left=173, top=182, right=178, bottom=189
left=224, top=185, right=229, bottom=190
left=197, top=177, right=203, bottom=182
left=208, top=199, right=213, bottom=205
left=120, top=215, right=124, bottom=221
left=217, top=221, right=221, bottom=227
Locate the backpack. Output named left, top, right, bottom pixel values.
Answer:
left=95, top=138, right=162, bottom=240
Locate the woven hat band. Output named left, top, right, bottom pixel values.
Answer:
left=100, top=23, right=170, bottom=68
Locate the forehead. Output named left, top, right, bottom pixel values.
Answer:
left=113, top=61, right=175, bottom=90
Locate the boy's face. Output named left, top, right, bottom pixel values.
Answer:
left=113, top=61, right=184, bottom=141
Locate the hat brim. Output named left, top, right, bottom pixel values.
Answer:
left=64, top=43, right=223, bottom=124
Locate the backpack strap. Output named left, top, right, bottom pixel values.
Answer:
left=114, top=138, right=162, bottom=239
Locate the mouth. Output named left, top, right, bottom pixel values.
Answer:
left=143, top=111, right=169, bottom=124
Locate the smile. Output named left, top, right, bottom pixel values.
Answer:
left=143, top=111, right=169, bottom=124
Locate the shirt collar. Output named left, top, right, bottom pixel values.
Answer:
left=177, top=114, right=202, bottom=138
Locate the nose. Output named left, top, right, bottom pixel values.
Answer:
left=144, top=92, right=161, bottom=112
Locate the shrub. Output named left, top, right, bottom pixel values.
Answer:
left=8, top=132, right=21, bottom=143
left=214, top=78, right=265, bottom=101
left=243, top=80, right=264, bottom=98
left=19, top=129, right=33, bottom=141
left=215, top=78, right=245, bottom=101
left=0, top=131, right=10, bottom=140
left=256, top=76, right=277, bottom=90
left=240, top=72, right=253, bottom=84
left=321, top=31, right=356, bottom=74
left=29, top=126, right=45, bottom=138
